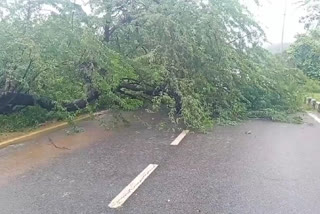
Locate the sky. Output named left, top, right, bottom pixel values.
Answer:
left=77, top=0, right=305, bottom=45
left=244, top=0, right=306, bottom=45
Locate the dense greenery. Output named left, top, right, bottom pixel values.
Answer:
left=289, top=0, right=320, bottom=80
left=289, top=30, right=320, bottom=79
left=0, top=106, right=53, bottom=132
left=0, top=0, right=308, bottom=132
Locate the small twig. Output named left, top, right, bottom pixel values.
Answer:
left=48, top=137, right=71, bottom=150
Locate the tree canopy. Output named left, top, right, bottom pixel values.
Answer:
left=300, top=0, right=320, bottom=29
left=0, top=0, right=307, bottom=131
left=289, top=0, right=320, bottom=80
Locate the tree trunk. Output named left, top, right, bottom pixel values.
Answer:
left=0, top=90, right=100, bottom=114
left=104, top=24, right=111, bottom=42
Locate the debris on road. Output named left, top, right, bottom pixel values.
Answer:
left=245, top=130, right=252, bottom=135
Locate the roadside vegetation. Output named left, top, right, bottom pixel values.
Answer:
left=288, top=0, right=320, bottom=110
left=0, top=0, right=319, bottom=133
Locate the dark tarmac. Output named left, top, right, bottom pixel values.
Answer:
left=1, top=112, right=320, bottom=214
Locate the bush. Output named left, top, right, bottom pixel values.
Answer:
left=0, top=106, right=54, bottom=133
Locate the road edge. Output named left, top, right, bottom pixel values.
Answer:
left=0, top=111, right=108, bottom=149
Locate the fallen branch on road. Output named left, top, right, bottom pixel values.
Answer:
left=48, top=137, right=71, bottom=150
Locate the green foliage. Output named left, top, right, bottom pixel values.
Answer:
left=288, top=30, right=320, bottom=79
left=288, top=1, right=320, bottom=110
left=303, top=79, right=320, bottom=97
left=0, top=106, right=53, bottom=132
left=180, top=95, right=213, bottom=131
left=248, top=109, right=303, bottom=124
left=244, top=48, right=306, bottom=112
left=0, top=0, right=308, bottom=132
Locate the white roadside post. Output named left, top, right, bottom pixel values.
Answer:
left=306, top=97, right=311, bottom=104
left=317, top=102, right=320, bottom=113
left=311, top=99, right=317, bottom=109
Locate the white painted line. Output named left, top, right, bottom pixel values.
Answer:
left=308, top=112, right=320, bottom=124
left=170, top=130, right=190, bottom=146
left=108, top=164, right=158, bottom=209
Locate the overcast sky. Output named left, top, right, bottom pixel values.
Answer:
left=244, top=0, right=306, bottom=45
left=78, top=0, right=304, bottom=45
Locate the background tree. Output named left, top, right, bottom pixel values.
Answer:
left=300, top=0, right=320, bottom=29
left=289, top=0, right=320, bottom=80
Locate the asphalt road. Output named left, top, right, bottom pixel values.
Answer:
left=1, top=112, right=320, bottom=214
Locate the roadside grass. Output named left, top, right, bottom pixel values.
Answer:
left=0, top=106, right=93, bottom=142
left=0, top=106, right=55, bottom=133
left=306, top=93, right=320, bottom=101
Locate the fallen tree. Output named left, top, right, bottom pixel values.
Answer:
left=0, top=89, right=100, bottom=114
left=0, top=0, right=308, bottom=131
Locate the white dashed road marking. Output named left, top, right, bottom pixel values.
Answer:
left=308, top=112, right=320, bottom=124
left=170, top=130, right=190, bottom=146
left=108, top=164, right=158, bottom=209
left=109, top=130, right=189, bottom=208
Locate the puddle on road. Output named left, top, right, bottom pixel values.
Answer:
left=0, top=121, right=112, bottom=187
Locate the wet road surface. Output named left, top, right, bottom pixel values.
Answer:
left=1, top=112, right=320, bottom=214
